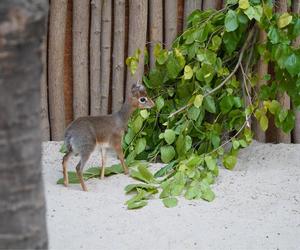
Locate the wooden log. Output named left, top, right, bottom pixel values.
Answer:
left=164, top=0, right=178, bottom=49
left=73, top=0, right=90, bottom=119
left=64, top=0, right=74, bottom=126
left=90, top=0, right=102, bottom=115
left=292, top=0, right=300, bottom=143
left=276, top=0, right=291, bottom=143
left=202, top=0, right=222, bottom=10
left=253, top=29, right=267, bottom=142
left=184, top=0, right=202, bottom=27
left=48, top=0, right=68, bottom=140
left=126, top=0, right=148, bottom=96
left=40, top=34, right=50, bottom=141
left=177, top=0, right=185, bottom=35
left=112, top=0, right=126, bottom=112
left=149, top=0, right=163, bottom=68
left=100, top=0, right=112, bottom=115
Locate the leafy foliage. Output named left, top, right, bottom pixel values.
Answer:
left=123, top=0, right=300, bottom=208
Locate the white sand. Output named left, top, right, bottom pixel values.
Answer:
left=43, top=141, right=300, bottom=250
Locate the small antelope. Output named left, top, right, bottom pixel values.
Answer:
left=62, top=83, right=154, bottom=191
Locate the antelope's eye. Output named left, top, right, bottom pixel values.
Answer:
left=139, top=97, right=147, bottom=103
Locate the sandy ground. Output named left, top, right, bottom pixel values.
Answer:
left=43, top=141, right=300, bottom=250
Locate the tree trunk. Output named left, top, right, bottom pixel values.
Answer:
left=112, top=0, right=126, bottom=112
left=64, top=0, right=74, bottom=126
left=48, top=0, right=68, bottom=140
left=202, top=0, right=222, bottom=10
left=276, top=0, right=291, bottom=143
left=90, top=0, right=102, bottom=115
left=0, top=1, right=48, bottom=248
left=126, top=0, right=148, bottom=96
left=149, top=0, right=163, bottom=68
left=100, top=0, right=112, bottom=114
left=184, top=0, right=202, bottom=27
left=40, top=34, right=50, bottom=141
left=164, top=0, right=178, bottom=49
left=253, top=29, right=267, bottom=142
left=73, top=0, right=90, bottom=119
left=293, top=0, right=300, bottom=143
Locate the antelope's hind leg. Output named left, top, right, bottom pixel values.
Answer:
left=62, top=151, right=72, bottom=187
left=100, top=148, right=107, bottom=179
left=76, top=145, right=94, bottom=191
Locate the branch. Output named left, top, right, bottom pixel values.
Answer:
left=168, top=26, right=256, bottom=119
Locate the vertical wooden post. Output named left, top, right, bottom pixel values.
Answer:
left=164, top=0, right=178, bottom=49
left=100, top=0, right=112, bottom=115
left=90, top=0, right=102, bottom=116
left=73, top=0, right=90, bottom=119
left=126, top=0, right=148, bottom=96
left=112, top=0, right=126, bottom=112
left=149, top=0, right=163, bottom=68
left=253, top=29, right=267, bottom=142
left=64, top=0, right=74, bottom=126
left=40, top=34, right=50, bottom=141
left=48, top=0, right=68, bottom=140
left=276, top=0, right=291, bottom=143
left=202, top=0, right=222, bottom=10
left=293, top=0, right=300, bottom=143
left=184, top=0, right=202, bottom=27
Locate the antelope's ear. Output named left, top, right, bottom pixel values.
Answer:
left=131, top=82, right=145, bottom=96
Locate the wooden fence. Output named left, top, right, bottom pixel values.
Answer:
left=41, top=0, right=300, bottom=143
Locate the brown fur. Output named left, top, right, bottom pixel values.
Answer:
left=62, top=83, right=154, bottom=191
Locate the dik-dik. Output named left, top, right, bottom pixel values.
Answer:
left=62, top=83, right=154, bottom=191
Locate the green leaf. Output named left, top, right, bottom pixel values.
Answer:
left=184, top=65, right=193, bottom=80
left=57, top=172, right=79, bottom=184
left=130, top=170, right=150, bottom=183
left=154, top=161, right=177, bottom=178
left=284, top=53, right=300, bottom=76
left=267, top=26, right=280, bottom=44
left=281, top=111, right=295, bottom=133
left=132, top=116, right=143, bottom=133
left=59, top=143, right=68, bottom=154
left=209, top=35, right=222, bottom=52
left=188, top=106, right=200, bottom=121
left=201, top=189, right=215, bottom=202
left=156, top=96, right=164, bottom=111
left=223, top=31, right=240, bottom=54
left=135, top=137, right=146, bottom=154
left=204, top=156, right=217, bottom=171
left=223, top=154, right=237, bottom=170
left=162, top=197, right=178, bottom=208
left=194, top=94, right=204, bottom=108
left=232, top=139, right=240, bottom=150
left=204, top=96, right=216, bottom=113
left=127, top=200, right=148, bottom=209
left=140, top=110, right=149, bottom=119
left=138, top=164, right=155, bottom=183
left=277, top=13, right=292, bottom=29
left=239, top=0, right=250, bottom=9
left=259, top=114, right=268, bottom=131
left=225, top=10, right=239, bottom=32
left=161, top=145, right=176, bottom=163
left=220, top=95, right=234, bottom=113
left=244, top=5, right=262, bottom=22
left=164, top=129, right=176, bottom=145
left=185, top=186, right=201, bottom=200
left=105, top=164, right=124, bottom=175
left=125, top=183, right=158, bottom=194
